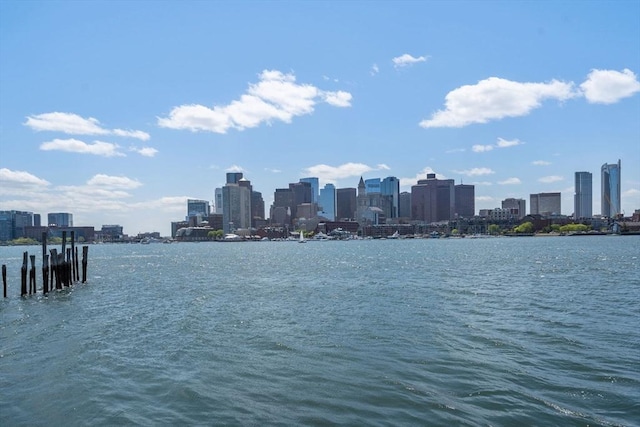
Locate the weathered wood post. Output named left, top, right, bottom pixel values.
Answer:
left=82, top=246, right=89, bottom=283
left=29, top=255, right=36, bottom=295
left=71, top=231, right=76, bottom=283
left=43, top=254, right=49, bottom=294
left=74, top=247, right=79, bottom=282
left=50, top=249, right=57, bottom=290
left=42, top=232, right=48, bottom=294
left=61, top=231, right=68, bottom=287
left=2, top=264, right=6, bottom=298
left=65, top=248, right=72, bottom=287
left=21, top=252, right=28, bottom=297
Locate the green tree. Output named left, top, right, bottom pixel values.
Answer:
left=514, top=221, right=534, bottom=234
left=488, top=224, right=501, bottom=235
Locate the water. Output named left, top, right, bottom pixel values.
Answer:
left=1, top=236, right=639, bottom=426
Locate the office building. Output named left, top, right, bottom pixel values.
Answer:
left=574, top=172, right=593, bottom=219
left=530, top=192, right=561, bottom=216
left=399, top=192, right=411, bottom=218
left=502, top=198, right=526, bottom=219
left=601, top=160, right=621, bottom=218
left=336, top=188, right=356, bottom=220
left=187, top=199, right=210, bottom=220
left=381, top=176, right=400, bottom=218
left=454, top=184, right=475, bottom=218
left=222, top=173, right=252, bottom=233
left=214, top=188, right=223, bottom=214
left=318, top=183, right=336, bottom=221
left=411, top=173, right=455, bottom=223
left=48, top=212, right=73, bottom=227
left=300, top=177, right=319, bottom=204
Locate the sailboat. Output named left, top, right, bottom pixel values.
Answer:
left=299, top=230, right=306, bottom=243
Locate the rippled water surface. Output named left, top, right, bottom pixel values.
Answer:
left=1, top=236, right=639, bottom=426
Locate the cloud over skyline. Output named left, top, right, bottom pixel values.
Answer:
left=158, top=70, right=352, bottom=134
left=392, top=54, right=429, bottom=68
left=24, top=112, right=150, bottom=140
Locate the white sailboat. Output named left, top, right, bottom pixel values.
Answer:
left=299, top=230, right=306, bottom=243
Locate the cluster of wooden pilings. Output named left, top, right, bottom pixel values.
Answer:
left=2, top=230, right=89, bottom=298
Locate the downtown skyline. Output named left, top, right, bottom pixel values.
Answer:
left=1, top=1, right=639, bottom=236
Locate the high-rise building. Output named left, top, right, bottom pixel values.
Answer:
left=336, top=188, right=356, bottom=220
left=299, top=177, right=319, bottom=204
left=601, top=160, right=621, bottom=218
left=214, top=188, right=223, bottom=214
left=48, top=212, right=73, bottom=227
left=222, top=175, right=251, bottom=233
left=381, top=176, right=400, bottom=218
left=574, top=171, right=593, bottom=219
left=318, top=183, right=336, bottom=221
left=399, top=192, right=411, bottom=218
left=454, top=184, right=475, bottom=218
left=187, top=199, right=210, bottom=220
left=411, top=173, right=455, bottom=223
left=530, top=192, right=561, bottom=216
left=0, top=210, right=34, bottom=241
left=251, top=191, right=265, bottom=227
left=502, top=198, right=526, bottom=219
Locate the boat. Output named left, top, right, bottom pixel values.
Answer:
left=299, top=231, right=306, bottom=243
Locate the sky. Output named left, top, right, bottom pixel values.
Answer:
left=1, top=0, right=639, bottom=236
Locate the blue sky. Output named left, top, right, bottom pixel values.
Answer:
left=1, top=0, right=639, bottom=236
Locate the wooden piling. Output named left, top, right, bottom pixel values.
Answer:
left=65, top=248, right=72, bottom=287
left=21, top=252, right=28, bottom=297
left=29, top=255, right=36, bottom=295
left=50, top=249, right=61, bottom=290
left=74, top=247, right=79, bottom=282
left=43, top=254, right=49, bottom=294
left=71, top=231, right=76, bottom=283
left=42, top=232, right=48, bottom=294
left=82, top=246, right=88, bottom=283
left=2, top=265, right=6, bottom=298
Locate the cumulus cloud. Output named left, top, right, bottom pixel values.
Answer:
left=158, top=70, right=352, bottom=134
left=24, top=112, right=149, bottom=140
left=538, top=175, right=564, bottom=183
left=400, top=167, right=447, bottom=188
left=303, top=162, right=389, bottom=184
left=39, top=138, right=125, bottom=157
left=532, top=160, right=551, bottom=166
left=0, top=168, right=50, bottom=195
left=454, top=167, right=495, bottom=177
left=370, top=64, right=379, bottom=76
left=86, top=174, right=142, bottom=189
left=392, top=54, right=429, bottom=68
left=420, top=77, right=577, bottom=128
left=472, top=145, right=494, bottom=153
left=131, top=146, right=158, bottom=157
left=498, top=177, right=522, bottom=185
left=580, top=68, right=640, bottom=104
left=226, top=165, right=245, bottom=173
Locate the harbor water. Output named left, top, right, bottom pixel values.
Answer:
left=1, top=236, right=639, bottom=426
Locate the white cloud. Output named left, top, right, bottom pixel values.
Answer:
left=472, top=145, right=494, bottom=153
left=113, top=129, right=151, bottom=141
left=131, top=146, right=158, bottom=157
left=420, top=77, right=577, bottom=128
left=400, top=167, right=447, bottom=188
left=445, top=148, right=466, bottom=153
left=322, top=90, right=353, bottom=107
left=86, top=174, right=142, bottom=189
left=498, top=177, right=522, bottom=185
left=0, top=168, right=50, bottom=195
left=454, top=167, right=495, bottom=177
left=471, top=181, right=493, bottom=186
left=370, top=64, right=379, bottom=76
left=476, top=196, right=494, bottom=202
left=24, top=112, right=149, bottom=140
left=265, top=168, right=282, bottom=173
left=24, top=112, right=109, bottom=135
left=158, top=70, right=352, bottom=133
left=392, top=54, right=428, bottom=68
left=532, top=160, right=551, bottom=166
left=39, top=138, right=125, bottom=157
left=496, top=137, right=523, bottom=148
left=538, top=175, right=564, bottom=183
left=303, top=162, right=389, bottom=184
left=226, top=165, right=245, bottom=173
left=580, top=68, right=640, bottom=104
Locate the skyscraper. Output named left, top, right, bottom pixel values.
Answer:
left=411, top=173, right=455, bottom=223
left=336, top=188, right=356, bottom=220
left=222, top=173, right=251, bottom=233
left=381, top=176, right=400, bottom=218
left=454, top=184, right=475, bottom=218
left=300, top=177, right=319, bottom=204
left=574, top=171, right=593, bottom=219
left=318, top=183, right=336, bottom=221
left=48, top=212, right=73, bottom=227
left=502, top=198, right=526, bottom=219
left=530, top=192, right=561, bottom=216
left=601, top=160, right=621, bottom=218
left=187, top=199, right=210, bottom=219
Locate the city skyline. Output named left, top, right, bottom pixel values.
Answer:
left=1, top=1, right=639, bottom=236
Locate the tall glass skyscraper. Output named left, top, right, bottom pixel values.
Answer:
left=318, top=183, right=336, bottom=221
left=601, top=160, right=621, bottom=218
left=574, top=171, right=592, bottom=219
